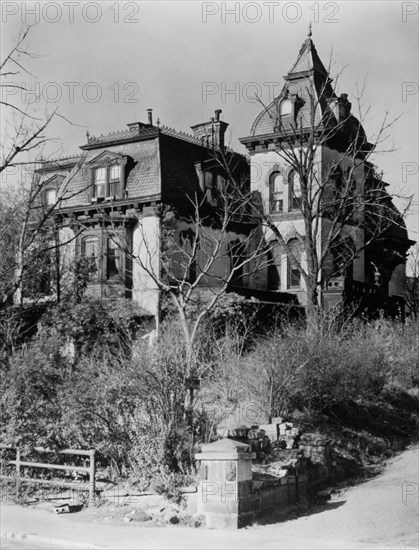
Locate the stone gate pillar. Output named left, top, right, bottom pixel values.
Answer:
left=195, top=438, right=256, bottom=528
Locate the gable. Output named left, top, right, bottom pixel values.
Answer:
left=86, top=150, right=126, bottom=166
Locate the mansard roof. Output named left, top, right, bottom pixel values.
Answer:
left=54, top=116, right=247, bottom=212
left=245, top=33, right=336, bottom=140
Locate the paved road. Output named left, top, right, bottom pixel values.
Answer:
left=1, top=446, right=418, bottom=549
left=0, top=538, right=56, bottom=549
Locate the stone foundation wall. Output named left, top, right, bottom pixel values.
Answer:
left=196, top=429, right=325, bottom=529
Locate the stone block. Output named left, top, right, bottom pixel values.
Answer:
left=205, top=512, right=239, bottom=529
left=289, top=489, right=297, bottom=503
left=237, top=480, right=253, bottom=498
left=237, top=512, right=256, bottom=529
left=297, top=479, right=307, bottom=500
left=258, top=423, right=275, bottom=433
left=237, top=459, right=253, bottom=482
left=279, top=422, right=293, bottom=435
left=239, top=496, right=261, bottom=514
left=201, top=493, right=238, bottom=514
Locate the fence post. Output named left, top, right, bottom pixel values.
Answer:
left=88, top=450, right=96, bottom=502
left=15, top=448, right=21, bottom=498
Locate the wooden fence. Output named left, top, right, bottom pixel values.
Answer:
left=0, top=446, right=96, bottom=501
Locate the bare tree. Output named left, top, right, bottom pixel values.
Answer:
left=0, top=163, right=84, bottom=309
left=0, top=26, right=86, bottom=331
left=0, top=26, right=70, bottom=175
left=104, top=186, right=268, bottom=372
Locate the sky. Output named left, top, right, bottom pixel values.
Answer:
left=1, top=0, right=418, bottom=241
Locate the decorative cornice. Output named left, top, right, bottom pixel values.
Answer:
left=81, top=123, right=244, bottom=157
left=160, top=125, right=203, bottom=145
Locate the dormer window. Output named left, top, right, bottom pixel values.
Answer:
left=45, top=188, right=57, bottom=206
left=94, top=167, right=107, bottom=198
left=93, top=165, right=122, bottom=199
left=88, top=151, right=127, bottom=202
left=109, top=165, right=121, bottom=196
left=279, top=99, right=292, bottom=117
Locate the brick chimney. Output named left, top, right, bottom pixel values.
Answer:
left=190, top=109, right=229, bottom=149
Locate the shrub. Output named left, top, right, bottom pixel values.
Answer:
left=237, top=316, right=419, bottom=420
left=38, top=297, right=142, bottom=360
left=0, top=339, right=67, bottom=450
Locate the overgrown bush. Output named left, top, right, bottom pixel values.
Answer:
left=1, top=338, right=68, bottom=451
left=38, top=297, right=142, bottom=360
left=241, top=317, right=418, bottom=419
left=202, top=313, right=419, bottom=428
left=2, top=292, right=418, bottom=489
left=1, top=310, right=200, bottom=486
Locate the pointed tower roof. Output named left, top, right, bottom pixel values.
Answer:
left=241, top=28, right=336, bottom=141
left=286, top=25, right=329, bottom=80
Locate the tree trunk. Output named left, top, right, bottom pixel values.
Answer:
left=305, top=279, right=320, bottom=331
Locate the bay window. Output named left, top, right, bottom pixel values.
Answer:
left=80, top=231, right=125, bottom=285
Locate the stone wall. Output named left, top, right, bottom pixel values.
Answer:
left=195, top=438, right=308, bottom=529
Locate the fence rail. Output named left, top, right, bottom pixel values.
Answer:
left=0, top=446, right=96, bottom=501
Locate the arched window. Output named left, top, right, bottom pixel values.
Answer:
left=81, top=237, right=99, bottom=280
left=330, top=237, right=354, bottom=281
left=289, top=170, right=302, bottom=211
left=269, top=171, right=283, bottom=212
left=45, top=188, right=57, bottom=206
left=106, top=236, right=121, bottom=281
left=286, top=238, right=301, bottom=289
left=344, top=167, right=357, bottom=205
left=267, top=241, right=282, bottom=290
left=279, top=99, right=292, bottom=117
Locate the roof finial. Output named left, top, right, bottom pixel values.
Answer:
left=308, top=21, right=312, bottom=38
